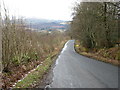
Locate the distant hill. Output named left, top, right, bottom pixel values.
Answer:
left=25, top=18, right=65, bottom=23
left=25, top=18, right=70, bottom=30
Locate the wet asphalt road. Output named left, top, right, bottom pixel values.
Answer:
left=49, top=40, right=118, bottom=88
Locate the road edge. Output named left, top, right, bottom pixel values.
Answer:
left=74, top=40, right=119, bottom=66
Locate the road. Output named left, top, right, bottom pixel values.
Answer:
left=49, top=40, right=118, bottom=88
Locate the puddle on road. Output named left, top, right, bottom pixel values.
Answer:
left=47, top=41, right=69, bottom=88
left=55, top=41, right=69, bottom=65
left=55, top=56, right=60, bottom=65
left=61, top=41, right=68, bottom=54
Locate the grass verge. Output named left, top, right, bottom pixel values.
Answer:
left=13, top=40, right=68, bottom=88
left=74, top=40, right=120, bottom=66
left=14, top=54, right=55, bottom=88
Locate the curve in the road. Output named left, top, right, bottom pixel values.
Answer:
left=50, top=40, right=118, bottom=88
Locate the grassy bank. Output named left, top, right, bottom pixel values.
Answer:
left=14, top=54, right=55, bottom=88
left=75, top=40, right=120, bottom=66
left=13, top=40, right=67, bottom=88
left=2, top=33, right=68, bottom=89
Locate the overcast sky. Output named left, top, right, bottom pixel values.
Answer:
left=2, top=0, right=80, bottom=20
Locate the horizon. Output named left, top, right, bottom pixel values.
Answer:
left=25, top=17, right=70, bottom=22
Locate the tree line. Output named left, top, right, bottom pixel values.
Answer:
left=70, top=2, right=119, bottom=49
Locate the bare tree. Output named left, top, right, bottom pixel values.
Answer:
left=70, top=2, right=119, bottom=48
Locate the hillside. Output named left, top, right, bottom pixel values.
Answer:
left=25, top=18, right=70, bottom=30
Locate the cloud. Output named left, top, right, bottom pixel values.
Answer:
left=2, top=0, right=77, bottom=20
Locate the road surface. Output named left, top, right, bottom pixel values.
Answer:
left=49, top=40, right=118, bottom=88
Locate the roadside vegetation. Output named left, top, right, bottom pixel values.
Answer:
left=69, top=2, right=120, bottom=65
left=14, top=54, right=56, bottom=88
left=0, top=5, right=69, bottom=88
